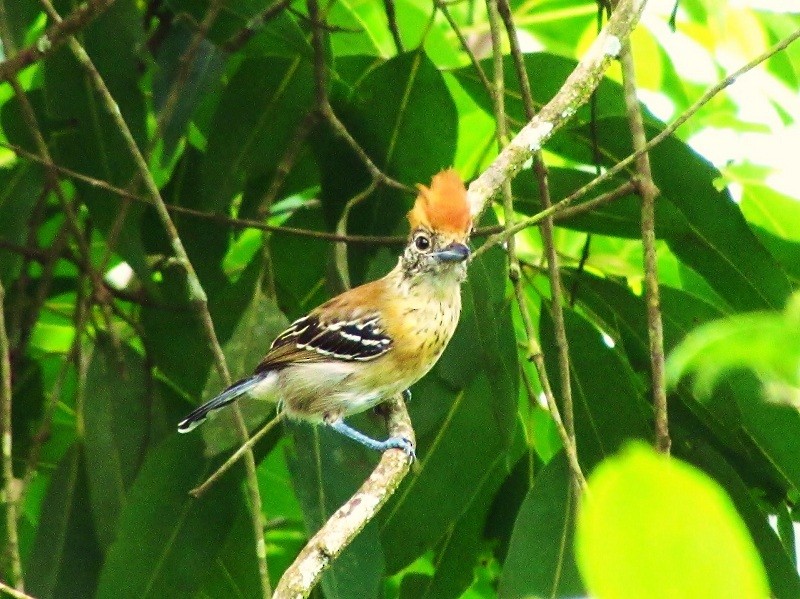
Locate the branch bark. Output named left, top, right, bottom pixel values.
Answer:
left=0, top=0, right=115, bottom=81
left=273, top=396, right=414, bottom=598
left=618, top=39, right=670, bottom=454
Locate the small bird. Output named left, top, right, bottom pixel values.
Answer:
left=178, top=169, right=473, bottom=457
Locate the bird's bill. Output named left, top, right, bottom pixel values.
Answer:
left=432, top=242, right=471, bottom=263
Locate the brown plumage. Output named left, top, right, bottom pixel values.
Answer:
left=178, top=169, right=473, bottom=458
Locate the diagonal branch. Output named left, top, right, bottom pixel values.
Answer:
left=273, top=396, right=414, bottom=598
left=0, top=0, right=115, bottom=81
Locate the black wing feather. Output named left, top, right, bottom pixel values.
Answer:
left=269, top=314, right=392, bottom=361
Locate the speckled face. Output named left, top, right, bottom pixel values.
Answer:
left=400, top=227, right=470, bottom=282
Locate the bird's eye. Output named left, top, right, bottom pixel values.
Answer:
left=414, top=234, right=431, bottom=251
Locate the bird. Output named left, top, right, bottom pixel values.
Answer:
left=178, top=169, right=473, bottom=458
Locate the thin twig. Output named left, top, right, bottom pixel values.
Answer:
left=495, top=0, right=584, bottom=488
left=497, top=0, right=578, bottom=467
left=473, top=24, right=800, bottom=256
left=0, top=0, right=115, bottom=81
left=190, top=413, right=285, bottom=498
left=35, top=1, right=273, bottom=594
left=273, top=396, right=414, bottom=598
left=0, top=280, right=23, bottom=591
left=0, top=581, right=37, bottom=599
left=618, top=38, right=670, bottom=454
left=383, top=0, right=404, bottom=53
left=222, top=0, right=293, bottom=53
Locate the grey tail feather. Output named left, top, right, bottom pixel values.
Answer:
left=177, top=376, right=262, bottom=433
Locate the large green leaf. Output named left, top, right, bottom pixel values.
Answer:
left=95, top=434, right=245, bottom=599
left=314, top=49, right=458, bottom=282
left=202, top=55, right=314, bottom=211
left=26, top=444, right=102, bottom=599
left=498, top=452, right=583, bottom=599
left=571, top=272, right=800, bottom=494
left=452, top=53, right=632, bottom=130
left=152, top=23, right=226, bottom=167
left=84, top=334, right=150, bottom=549
left=566, top=118, right=792, bottom=311
left=398, top=454, right=510, bottom=599
left=576, top=444, right=769, bottom=599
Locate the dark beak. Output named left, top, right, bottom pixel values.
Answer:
left=432, top=242, right=471, bottom=263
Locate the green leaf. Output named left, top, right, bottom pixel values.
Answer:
left=400, top=460, right=509, bottom=599
left=26, top=444, right=102, bottom=599
left=152, top=23, right=226, bottom=166
left=567, top=118, right=792, bottom=311
left=666, top=293, right=800, bottom=393
left=0, top=162, right=42, bottom=285
left=84, top=334, right=150, bottom=549
left=498, top=452, right=584, bottom=599
left=576, top=443, right=769, bottom=599
left=572, top=272, right=800, bottom=495
left=95, top=434, right=245, bottom=599
left=202, top=55, right=314, bottom=211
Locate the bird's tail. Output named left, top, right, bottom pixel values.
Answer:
left=177, top=375, right=267, bottom=433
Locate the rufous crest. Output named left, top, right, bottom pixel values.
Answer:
left=408, top=169, right=471, bottom=235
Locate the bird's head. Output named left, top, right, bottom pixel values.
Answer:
left=401, top=169, right=472, bottom=283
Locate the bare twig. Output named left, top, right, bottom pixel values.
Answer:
left=618, top=38, right=669, bottom=454
left=0, top=281, right=23, bottom=591
left=0, top=0, right=115, bottom=81
left=273, top=396, right=414, bottom=598
left=494, top=0, right=585, bottom=488
left=465, top=0, right=646, bottom=216
left=0, top=581, right=37, bottom=599
left=382, top=0, right=404, bottom=53
left=35, top=1, right=272, bottom=594
left=190, top=413, right=285, bottom=498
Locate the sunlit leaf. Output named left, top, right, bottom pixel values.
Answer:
left=576, top=444, right=769, bottom=599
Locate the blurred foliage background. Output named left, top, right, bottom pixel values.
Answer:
left=1, top=0, right=800, bottom=598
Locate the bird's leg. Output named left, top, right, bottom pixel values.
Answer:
left=328, top=418, right=415, bottom=460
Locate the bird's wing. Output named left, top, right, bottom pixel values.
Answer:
left=256, top=311, right=393, bottom=372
